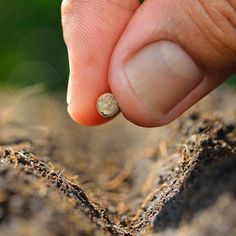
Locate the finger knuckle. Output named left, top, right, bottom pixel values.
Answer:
left=180, top=0, right=236, bottom=72
left=200, top=1, right=236, bottom=51
left=201, top=0, right=236, bottom=69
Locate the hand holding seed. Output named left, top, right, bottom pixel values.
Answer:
left=62, top=0, right=236, bottom=127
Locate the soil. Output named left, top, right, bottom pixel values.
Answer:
left=0, top=87, right=236, bottom=236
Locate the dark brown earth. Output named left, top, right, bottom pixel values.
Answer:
left=0, top=86, right=236, bottom=236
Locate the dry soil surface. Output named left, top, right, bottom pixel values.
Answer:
left=0, top=87, right=236, bottom=236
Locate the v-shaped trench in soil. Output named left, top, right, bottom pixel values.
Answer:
left=1, top=115, right=236, bottom=235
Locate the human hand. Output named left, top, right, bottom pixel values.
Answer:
left=61, top=0, right=236, bottom=127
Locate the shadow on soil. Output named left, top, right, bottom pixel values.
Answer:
left=154, top=142, right=236, bottom=232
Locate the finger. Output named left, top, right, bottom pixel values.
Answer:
left=109, top=0, right=236, bottom=127
left=61, top=0, right=139, bottom=125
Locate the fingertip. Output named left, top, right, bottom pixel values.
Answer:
left=62, top=0, right=137, bottom=127
left=109, top=55, right=225, bottom=127
left=67, top=102, right=111, bottom=126
left=108, top=59, right=167, bottom=127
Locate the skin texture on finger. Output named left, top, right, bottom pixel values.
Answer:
left=109, top=0, right=236, bottom=127
left=61, top=0, right=139, bottom=125
left=165, top=74, right=226, bottom=124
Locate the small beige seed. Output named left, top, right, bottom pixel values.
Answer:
left=97, top=93, right=120, bottom=118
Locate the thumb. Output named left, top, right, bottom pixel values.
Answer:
left=109, top=0, right=236, bottom=127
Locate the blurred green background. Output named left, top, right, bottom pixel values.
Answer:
left=0, top=0, right=235, bottom=90
left=0, top=0, right=68, bottom=90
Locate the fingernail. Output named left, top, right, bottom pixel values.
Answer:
left=67, top=73, right=72, bottom=105
left=125, top=41, right=203, bottom=114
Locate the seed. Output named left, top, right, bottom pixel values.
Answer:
left=96, top=93, right=120, bottom=118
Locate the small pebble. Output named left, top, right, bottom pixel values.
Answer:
left=97, top=93, right=120, bottom=118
